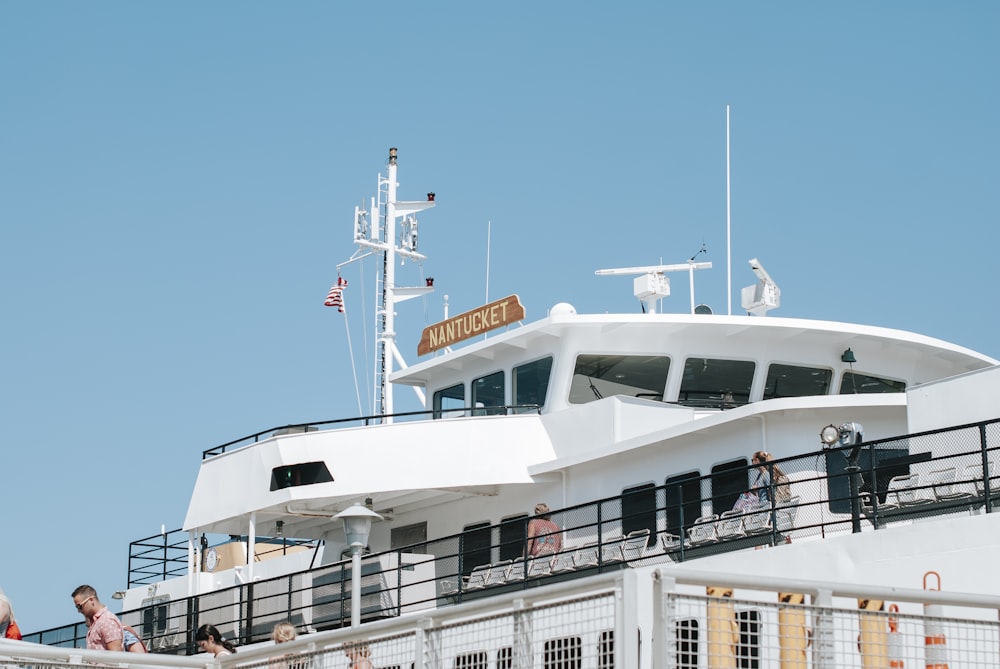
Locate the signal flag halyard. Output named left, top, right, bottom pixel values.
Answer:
left=324, top=276, right=347, bottom=312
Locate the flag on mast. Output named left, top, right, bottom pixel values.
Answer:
left=324, top=276, right=347, bottom=312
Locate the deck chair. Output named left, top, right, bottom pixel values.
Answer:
left=483, top=560, right=511, bottom=588
left=891, top=473, right=935, bottom=507
left=687, top=515, right=719, bottom=546
left=600, top=537, right=625, bottom=564
left=622, top=529, right=651, bottom=562
left=971, top=461, right=1000, bottom=499
left=659, top=532, right=688, bottom=552
left=504, top=560, right=526, bottom=583
left=927, top=467, right=974, bottom=501
left=465, top=564, right=491, bottom=590
left=743, top=508, right=770, bottom=534
left=550, top=551, right=577, bottom=573
left=716, top=510, right=746, bottom=540
left=526, top=555, right=553, bottom=578
left=774, top=497, right=800, bottom=533
left=574, top=543, right=601, bottom=568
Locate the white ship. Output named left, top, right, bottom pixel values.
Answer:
left=11, top=148, right=1000, bottom=668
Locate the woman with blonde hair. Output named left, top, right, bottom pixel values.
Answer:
left=751, top=451, right=791, bottom=504
left=272, top=622, right=297, bottom=644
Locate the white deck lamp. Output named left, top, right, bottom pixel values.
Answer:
left=333, top=503, right=383, bottom=627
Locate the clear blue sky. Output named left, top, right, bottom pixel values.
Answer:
left=1, top=2, right=997, bottom=632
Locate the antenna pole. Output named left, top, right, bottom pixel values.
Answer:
left=382, top=148, right=399, bottom=420
left=726, top=105, right=732, bottom=315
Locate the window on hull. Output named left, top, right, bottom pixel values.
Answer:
left=711, top=459, right=750, bottom=515
left=569, top=354, right=670, bottom=404
left=498, top=514, right=529, bottom=561
left=665, top=472, right=702, bottom=536
left=622, top=483, right=657, bottom=547
left=460, top=522, right=491, bottom=577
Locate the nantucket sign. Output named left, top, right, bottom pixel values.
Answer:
left=418, top=295, right=525, bottom=355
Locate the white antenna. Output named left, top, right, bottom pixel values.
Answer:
left=741, top=257, right=781, bottom=316
left=726, top=104, right=732, bottom=315
left=596, top=261, right=712, bottom=314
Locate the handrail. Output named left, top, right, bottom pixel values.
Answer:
left=201, top=404, right=542, bottom=458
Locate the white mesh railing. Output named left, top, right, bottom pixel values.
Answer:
left=4, top=566, right=999, bottom=669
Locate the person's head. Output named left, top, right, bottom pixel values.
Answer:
left=752, top=451, right=770, bottom=466
left=534, top=503, right=551, bottom=520
left=195, top=624, right=236, bottom=654
left=272, top=622, right=297, bottom=644
left=72, top=585, right=100, bottom=619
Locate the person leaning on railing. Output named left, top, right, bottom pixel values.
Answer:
left=526, top=503, right=563, bottom=557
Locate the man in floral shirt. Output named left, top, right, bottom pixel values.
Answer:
left=71, top=585, right=123, bottom=651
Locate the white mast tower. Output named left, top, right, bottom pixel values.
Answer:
left=340, top=148, right=435, bottom=423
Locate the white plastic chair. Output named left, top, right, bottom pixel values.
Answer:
left=716, top=510, right=746, bottom=540
left=465, top=564, right=491, bottom=590
left=687, top=515, right=719, bottom=546
left=621, top=529, right=651, bottom=562
left=927, top=467, right=974, bottom=501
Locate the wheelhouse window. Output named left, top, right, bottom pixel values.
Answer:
left=513, top=356, right=553, bottom=412
left=711, top=459, right=749, bottom=515
left=679, top=358, right=755, bottom=408
left=472, top=371, right=505, bottom=416
left=763, top=364, right=832, bottom=399
left=433, top=383, right=465, bottom=419
left=840, top=372, right=906, bottom=394
left=569, top=354, right=670, bottom=404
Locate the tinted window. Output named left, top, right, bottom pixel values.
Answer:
left=269, top=462, right=333, bottom=491
left=622, top=484, right=657, bottom=546
left=569, top=355, right=670, bottom=404
left=433, top=383, right=465, bottom=419
left=840, top=372, right=906, bottom=394
left=711, top=459, right=749, bottom=515
left=513, top=357, right=553, bottom=412
left=763, top=364, right=832, bottom=399
left=472, top=371, right=505, bottom=416
left=665, top=472, right=702, bottom=536
left=680, top=358, right=755, bottom=408
left=460, top=522, right=491, bottom=577
left=498, top=514, right=528, bottom=561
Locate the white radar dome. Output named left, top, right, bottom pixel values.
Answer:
left=549, top=302, right=577, bottom=316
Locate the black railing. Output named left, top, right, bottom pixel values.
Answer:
left=26, top=416, right=1000, bottom=653
left=128, top=528, right=189, bottom=587
left=202, top=404, right=542, bottom=459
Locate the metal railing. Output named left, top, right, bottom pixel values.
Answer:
left=26, top=416, right=1000, bottom=653
left=7, top=565, right=1000, bottom=668
left=201, top=404, right=542, bottom=458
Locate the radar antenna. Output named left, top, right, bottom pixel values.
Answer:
left=596, top=259, right=712, bottom=314
left=740, top=258, right=781, bottom=316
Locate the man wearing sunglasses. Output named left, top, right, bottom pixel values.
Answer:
left=71, top=585, right=123, bottom=651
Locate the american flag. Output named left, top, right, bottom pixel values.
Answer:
left=324, top=276, right=347, bottom=312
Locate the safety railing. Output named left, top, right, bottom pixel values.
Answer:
left=7, top=566, right=1000, bottom=668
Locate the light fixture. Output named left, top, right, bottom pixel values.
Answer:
left=333, top=503, right=383, bottom=628
left=275, top=520, right=284, bottom=537
left=820, top=424, right=841, bottom=446
left=841, top=348, right=857, bottom=364
left=111, top=590, right=126, bottom=600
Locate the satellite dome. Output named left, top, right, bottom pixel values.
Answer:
left=549, top=302, right=577, bottom=316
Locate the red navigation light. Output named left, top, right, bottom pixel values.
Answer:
left=426, top=277, right=435, bottom=286
left=427, top=192, right=435, bottom=201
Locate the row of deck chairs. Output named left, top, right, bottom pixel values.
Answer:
left=442, top=529, right=653, bottom=594
left=864, top=463, right=1000, bottom=514
left=661, top=496, right=801, bottom=550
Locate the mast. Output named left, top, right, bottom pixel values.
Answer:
left=343, top=148, right=435, bottom=423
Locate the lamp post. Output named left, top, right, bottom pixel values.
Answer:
left=333, top=503, right=383, bottom=627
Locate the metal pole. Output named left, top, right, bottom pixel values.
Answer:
left=351, top=545, right=362, bottom=628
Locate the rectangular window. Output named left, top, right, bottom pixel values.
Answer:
left=737, top=610, right=761, bottom=669
left=390, top=522, right=427, bottom=552
left=496, top=648, right=512, bottom=669
left=269, top=462, right=334, bottom=491
left=764, top=363, right=832, bottom=399
left=712, top=459, right=750, bottom=516
left=472, top=371, right=505, bottom=416
left=680, top=358, right=756, bottom=408
left=513, top=357, right=553, bottom=412
left=598, top=631, right=614, bottom=669
left=676, top=619, right=699, bottom=669
left=569, top=354, right=670, bottom=404
left=622, top=484, right=657, bottom=546
left=543, top=637, right=582, bottom=669
left=666, top=472, right=702, bottom=536
left=460, top=522, right=492, bottom=577
left=499, top=514, right=528, bottom=561
left=840, top=372, right=906, bottom=394
left=433, top=383, right=465, bottom=419
left=453, top=652, right=487, bottom=669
